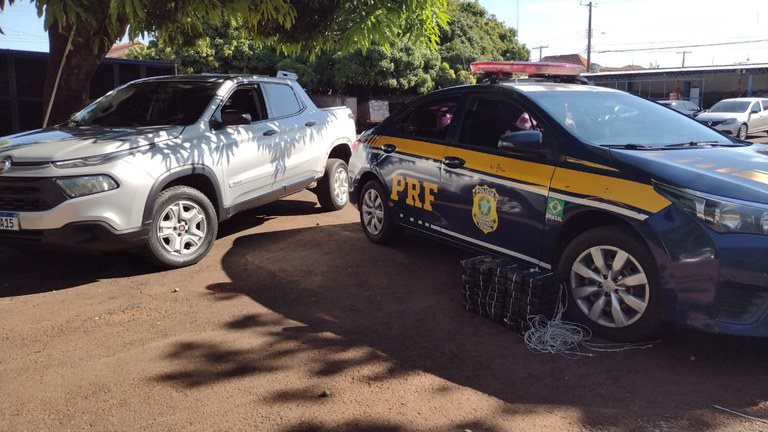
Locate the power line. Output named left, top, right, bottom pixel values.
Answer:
left=531, top=44, right=548, bottom=61
left=597, top=38, right=768, bottom=53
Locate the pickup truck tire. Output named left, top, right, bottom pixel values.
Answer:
left=558, top=226, right=661, bottom=342
left=144, top=186, right=218, bottom=268
left=359, top=180, right=399, bottom=244
left=316, top=158, right=349, bottom=211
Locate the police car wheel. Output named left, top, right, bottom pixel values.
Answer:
left=317, top=158, right=349, bottom=211
left=558, top=226, right=661, bottom=342
left=144, top=186, right=218, bottom=269
left=359, top=180, right=398, bottom=244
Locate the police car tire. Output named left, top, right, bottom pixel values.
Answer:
left=143, top=186, right=218, bottom=269
left=317, top=158, right=349, bottom=211
left=558, top=226, right=661, bottom=343
left=359, top=180, right=399, bottom=244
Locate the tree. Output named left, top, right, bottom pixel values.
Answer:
left=438, top=0, right=529, bottom=72
left=0, top=0, right=448, bottom=125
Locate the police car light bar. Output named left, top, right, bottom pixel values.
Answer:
left=470, top=61, right=585, bottom=76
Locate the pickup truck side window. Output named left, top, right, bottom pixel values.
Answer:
left=398, top=96, right=461, bottom=141
left=762, top=100, right=768, bottom=111
left=221, top=87, right=265, bottom=122
left=262, top=83, right=303, bottom=118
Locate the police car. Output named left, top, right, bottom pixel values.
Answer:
left=347, top=61, right=768, bottom=342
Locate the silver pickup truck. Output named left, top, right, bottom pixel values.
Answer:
left=0, top=72, right=357, bottom=267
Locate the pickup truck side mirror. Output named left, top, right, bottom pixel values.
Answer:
left=498, top=130, right=545, bottom=154
left=221, top=110, right=252, bottom=126
left=210, top=110, right=252, bottom=130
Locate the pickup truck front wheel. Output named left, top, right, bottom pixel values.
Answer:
left=144, top=186, right=218, bottom=268
left=316, top=158, right=349, bottom=211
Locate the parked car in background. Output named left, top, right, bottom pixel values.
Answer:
left=0, top=72, right=356, bottom=268
left=695, top=98, right=768, bottom=139
left=657, top=99, right=702, bottom=118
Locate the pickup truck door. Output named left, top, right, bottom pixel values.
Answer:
left=261, top=82, right=318, bottom=187
left=213, top=85, right=283, bottom=207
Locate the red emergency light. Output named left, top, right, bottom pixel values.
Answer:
left=470, top=61, right=585, bottom=76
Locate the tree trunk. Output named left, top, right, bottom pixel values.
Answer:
left=42, top=25, right=116, bottom=126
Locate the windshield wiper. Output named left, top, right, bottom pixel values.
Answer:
left=663, top=141, right=747, bottom=148
left=600, top=144, right=655, bottom=150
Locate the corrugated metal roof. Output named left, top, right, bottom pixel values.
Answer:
left=585, top=63, right=768, bottom=77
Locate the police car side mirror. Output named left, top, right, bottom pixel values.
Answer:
left=498, top=131, right=544, bottom=154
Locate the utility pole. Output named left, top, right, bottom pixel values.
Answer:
left=532, top=45, right=549, bottom=61
left=677, top=50, right=691, bottom=67
left=581, top=2, right=595, bottom=72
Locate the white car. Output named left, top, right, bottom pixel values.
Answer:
left=695, top=97, right=768, bottom=140
left=0, top=73, right=356, bottom=267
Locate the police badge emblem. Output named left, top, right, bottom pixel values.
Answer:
left=472, top=185, right=499, bottom=234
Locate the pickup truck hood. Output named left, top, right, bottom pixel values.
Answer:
left=610, top=145, right=768, bottom=204
left=0, top=126, right=184, bottom=162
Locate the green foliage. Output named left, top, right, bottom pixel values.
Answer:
left=438, top=0, right=529, bottom=71
left=0, top=1, right=449, bottom=57
left=128, top=0, right=521, bottom=97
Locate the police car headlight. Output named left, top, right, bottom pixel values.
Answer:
left=56, top=175, right=119, bottom=198
left=761, top=211, right=768, bottom=235
left=655, top=182, right=768, bottom=235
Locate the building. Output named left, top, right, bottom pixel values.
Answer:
left=541, top=53, right=644, bottom=73
left=106, top=40, right=145, bottom=59
left=0, top=49, right=175, bottom=136
left=584, top=64, right=768, bottom=108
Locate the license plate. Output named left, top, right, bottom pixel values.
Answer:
left=0, top=212, right=19, bottom=231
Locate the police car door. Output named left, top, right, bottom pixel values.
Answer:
left=439, top=93, right=555, bottom=268
left=375, top=94, right=466, bottom=230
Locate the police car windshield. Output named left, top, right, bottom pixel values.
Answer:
left=525, top=90, right=731, bottom=147
left=69, top=81, right=220, bottom=127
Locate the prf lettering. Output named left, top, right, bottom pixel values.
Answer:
left=390, top=175, right=438, bottom=211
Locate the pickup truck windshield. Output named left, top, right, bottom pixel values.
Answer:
left=70, top=81, right=220, bottom=127
left=526, top=90, right=731, bottom=147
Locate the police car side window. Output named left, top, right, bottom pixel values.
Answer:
left=460, top=98, right=540, bottom=149
left=399, top=97, right=460, bottom=140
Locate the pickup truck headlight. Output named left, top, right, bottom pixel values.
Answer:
left=56, top=175, right=118, bottom=198
left=655, top=182, right=768, bottom=235
left=52, top=144, right=153, bottom=168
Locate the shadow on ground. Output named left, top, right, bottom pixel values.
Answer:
left=180, top=223, right=768, bottom=431
left=0, top=197, right=319, bottom=297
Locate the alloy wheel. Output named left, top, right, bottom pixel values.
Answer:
left=362, top=188, right=384, bottom=235
left=156, top=200, right=208, bottom=256
left=570, top=245, right=650, bottom=328
left=333, top=166, right=349, bottom=206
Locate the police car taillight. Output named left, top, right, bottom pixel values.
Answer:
left=470, top=61, right=585, bottom=76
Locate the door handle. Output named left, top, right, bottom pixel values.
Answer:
left=263, top=129, right=279, bottom=136
left=305, top=121, right=317, bottom=127
left=381, top=143, right=397, bottom=154
left=442, top=156, right=465, bottom=169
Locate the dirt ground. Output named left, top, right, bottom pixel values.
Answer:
left=1, top=190, right=767, bottom=432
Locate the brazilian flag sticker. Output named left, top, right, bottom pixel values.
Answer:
left=546, top=198, right=565, bottom=222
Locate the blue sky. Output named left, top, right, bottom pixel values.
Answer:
left=2, top=0, right=767, bottom=68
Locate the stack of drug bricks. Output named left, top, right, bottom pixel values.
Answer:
left=461, top=255, right=562, bottom=333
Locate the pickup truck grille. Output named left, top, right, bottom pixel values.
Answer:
left=0, top=177, right=68, bottom=212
